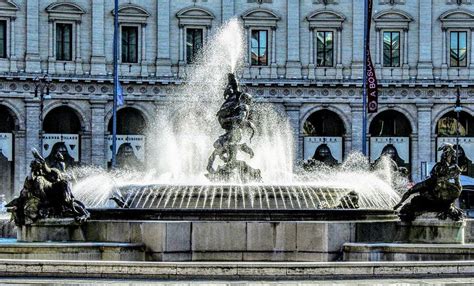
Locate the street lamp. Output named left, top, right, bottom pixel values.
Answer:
left=454, top=87, right=462, bottom=165
left=34, top=74, right=51, bottom=156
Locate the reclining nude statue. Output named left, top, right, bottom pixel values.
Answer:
left=206, top=73, right=262, bottom=183
left=6, top=148, right=90, bottom=226
left=393, top=143, right=464, bottom=222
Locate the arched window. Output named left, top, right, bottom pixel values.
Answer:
left=369, top=110, right=412, bottom=170
left=436, top=110, right=474, bottom=176
left=107, top=107, right=147, bottom=169
left=0, top=105, right=16, bottom=198
left=42, top=106, right=82, bottom=167
left=303, top=109, right=345, bottom=164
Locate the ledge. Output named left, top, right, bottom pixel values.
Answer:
left=0, top=259, right=473, bottom=280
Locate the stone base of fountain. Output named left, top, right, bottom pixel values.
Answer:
left=343, top=214, right=473, bottom=261
left=396, top=215, right=465, bottom=244
left=17, top=218, right=85, bottom=242
left=4, top=212, right=473, bottom=262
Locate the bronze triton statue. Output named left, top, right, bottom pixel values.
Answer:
left=393, top=143, right=464, bottom=222
left=6, top=148, right=90, bottom=226
left=206, top=73, right=262, bottom=183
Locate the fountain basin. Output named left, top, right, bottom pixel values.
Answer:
left=98, top=183, right=399, bottom=210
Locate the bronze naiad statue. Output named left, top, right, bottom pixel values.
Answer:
left=206, top=73, right=262, bottom=183
left=393, top=144, right=464, bottom=222
left=6, top=148, right=90, bottom=226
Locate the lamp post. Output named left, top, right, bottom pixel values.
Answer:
left=454, top=87, right=462, bottom=165
left=34, top=74, right=51, bottom=156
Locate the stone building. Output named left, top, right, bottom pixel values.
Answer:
left=0, top=0, right=473, bottom=198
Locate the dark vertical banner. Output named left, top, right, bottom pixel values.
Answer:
left=365, top=0, right=378, bottom=113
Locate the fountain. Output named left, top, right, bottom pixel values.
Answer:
left=2, top=19, right=471, bottom=268
left=71, top=20, right=402, bottom=216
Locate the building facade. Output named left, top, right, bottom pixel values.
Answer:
left=0, top=0, right=474, bottom=198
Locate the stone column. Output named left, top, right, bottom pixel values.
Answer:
left=351, top=0, right=364, bottom=79
left=25, top=0, right=41, bottom=73
left=75, top=21, right=83, bottom=75
left=441, top=28, right=448, bottom=80
left=350, top=103, right=364, bottom=153
left=141, top=24, right=148, bottom=77
left=285, top=0, right=302, bottom=78
left=90, top=99, right=107, bottom=167
left=25, top=98, right=41, bottom=170
left=156, top=0, right=172, bottom=77
left=416, top=104, right=433, bottom=182
left=90, top=0, right=106, bottom=75
left=417, top=0, right=433, bottom=79
left=221, top=0, right=235, bottom=23
left=285, top=103, right=302, bottom=164
left=308, top=28, right=315, bottom=80
left=9, top=17, right=17, bottom=72
left=178, top=25, right=185, bottom=75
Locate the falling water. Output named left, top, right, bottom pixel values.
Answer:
left=71, top=19, right=404, bottom=210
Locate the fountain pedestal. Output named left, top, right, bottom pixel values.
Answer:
left=17, top=218, right=85, bottom=242
left=395, top=214, right=465, bottom=244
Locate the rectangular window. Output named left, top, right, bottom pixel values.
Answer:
left=251, top=30, right=268, bottom=66
left=450, top=31, right=467, bottom=67
left=316, top=31, right=334, bottom=67
left=56, top=23, right=73, bottom=61
left=186, top=28, right=203, bottom=64
left=0, top=20, right=6, bottom=58
left=121, top=26, right=138, bottom=63
left=383, top=31, right=400, bottom=67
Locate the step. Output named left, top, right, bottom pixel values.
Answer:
left=343, top=242, right=474, bottom=261
left=0, top=239, right=145, bottom=261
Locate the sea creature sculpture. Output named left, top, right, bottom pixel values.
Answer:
left=206, top=73, right=262, bottom=183
left=6, top=148, right=90, bottom=226
left=393, top=143, right=464, bottom=222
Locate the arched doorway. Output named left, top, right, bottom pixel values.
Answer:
left=107, top=107, right=146, bottom=169
left=436, top=110, right=474, bottom=177
left=0, top=105, right=16, bottom=198
left=369, top=110, right=412, bottom=171
left=303, top=109, right=345, bottom=165
left=43, top=106, right=82, bottom=169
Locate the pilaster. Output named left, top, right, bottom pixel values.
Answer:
left=284, top=103, right=302, bottom=164
left=25, top=0, right=41, bottom=73
left=90, top=0, right=106, bottom=75
left=285, top=0, right=301, bottom=79
left=416, top=103, right=433, bottom=181
left=351, top=0, right=364, bottom=79
left=221, top=0, right=235, bottom=23
left=25, top=98, right=41, bottom=170
left=156, top=0, right=172, bottom=77
left=90, top=99, right=107, bottom=168
left=350, top=103, right=364, bottom=153
left=417, top=0, right=433, bottom=79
